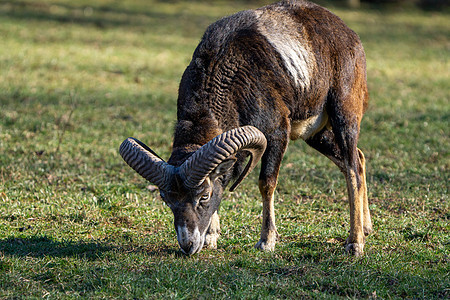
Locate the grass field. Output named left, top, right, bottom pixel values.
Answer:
left=0, top=0, right=449, bottom=298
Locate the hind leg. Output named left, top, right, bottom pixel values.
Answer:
left=343, top=147, right=368, bottom=256
left=306, top=123, right=370, bottom=256
left=358, top=148, right=372, bottom=236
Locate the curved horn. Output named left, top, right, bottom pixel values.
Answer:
left=179, top=126, right=267, bottom=191
left=119, top=137, right=175, bottom=191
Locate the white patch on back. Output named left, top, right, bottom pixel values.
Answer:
left=254, top=9, right=315, bottom=90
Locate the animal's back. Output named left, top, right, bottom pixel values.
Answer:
left=176, top=0, right=368, bottom=146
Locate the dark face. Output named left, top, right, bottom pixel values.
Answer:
left=159, top=160, right=234, bottom=255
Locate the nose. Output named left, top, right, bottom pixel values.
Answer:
left=176, top=225, right=204, bottom=255
left=180, top=241, right=194, bottom=255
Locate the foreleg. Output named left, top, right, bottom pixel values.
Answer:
left=205, top=211, right=220, bottom=249
left=255, top=133, right=288, bottom=251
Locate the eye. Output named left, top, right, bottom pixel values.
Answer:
left=199, top=194, right=210, bottom=202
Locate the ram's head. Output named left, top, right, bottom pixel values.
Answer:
left=120, top=126, right=266, bottom=254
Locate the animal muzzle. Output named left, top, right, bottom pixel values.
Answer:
left=175, top=225, right=205, bottom=255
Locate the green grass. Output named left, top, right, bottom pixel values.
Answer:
left=0, top=0, right=449, bottom=298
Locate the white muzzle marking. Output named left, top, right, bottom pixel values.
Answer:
left=176, top=225, right=205, bottom=255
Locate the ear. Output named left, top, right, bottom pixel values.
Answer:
left=210, top=158, right=236, bottom=181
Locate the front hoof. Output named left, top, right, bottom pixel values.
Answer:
left=204, top=232, right=219, bottom=249
left=255, top=239, right=276, bottom=251
left=255, top=231, right=278, bottom=251
left=345, top=243, right=364, bottom=257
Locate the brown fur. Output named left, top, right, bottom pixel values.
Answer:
left=157, top=0, right=372, bottom=255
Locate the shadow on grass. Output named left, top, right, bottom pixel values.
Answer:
left=144, top=246, right=187, bottom=258
left=0, top=235, right=187, bottom=260
left=0, top=236, right=112, bottom=260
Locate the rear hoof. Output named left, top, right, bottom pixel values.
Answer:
left=364, top=225, right=373, bottom=236
left=345, top=243, right=364, bottom=257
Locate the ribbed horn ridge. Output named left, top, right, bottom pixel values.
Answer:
left=179, top=126, right=267, bottom=191
left=119, top=137, right=174, bottom=191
